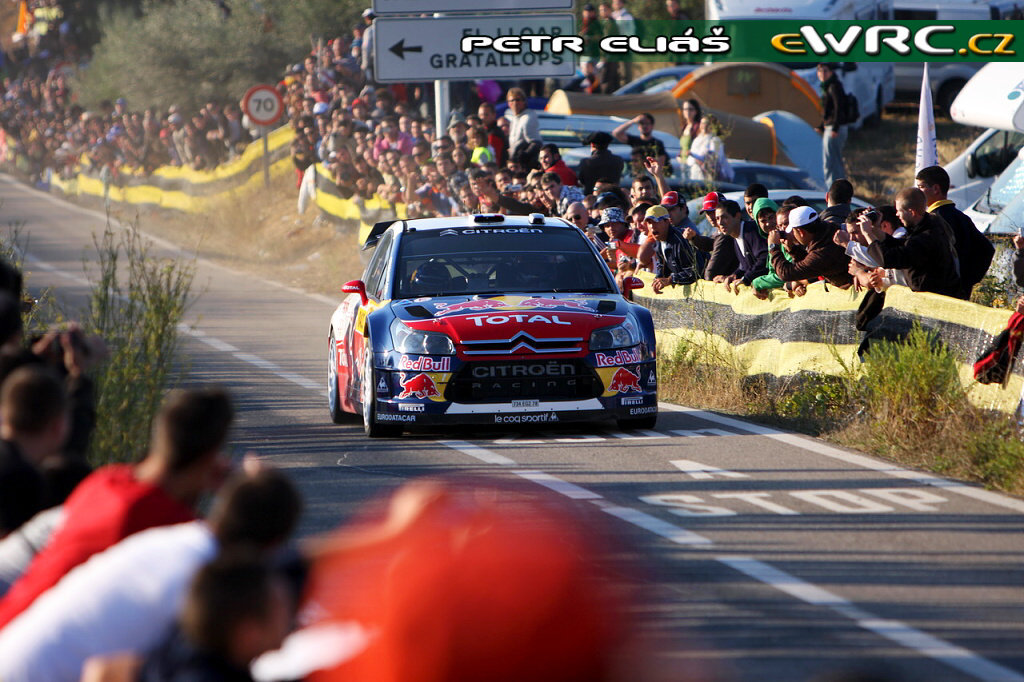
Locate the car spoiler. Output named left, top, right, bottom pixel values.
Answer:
left=362, top=220, right=398, bottom=250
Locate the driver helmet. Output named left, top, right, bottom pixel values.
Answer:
left=411, top=261, right=450, bottom=292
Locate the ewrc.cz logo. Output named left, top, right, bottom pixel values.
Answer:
left=771, top=25, right=1015, bottom=57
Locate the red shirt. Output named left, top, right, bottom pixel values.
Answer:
left=545, top=159, right=579, bottom=189
left=0, top=464, right=195, bottom=627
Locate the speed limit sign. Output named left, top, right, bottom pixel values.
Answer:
left=242, top=84, right=284, bottom=127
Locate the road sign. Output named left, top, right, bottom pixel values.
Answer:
left=373, top=0, right=572, bottom=13
left=374, top=14, right=576, bottom=83
left=241, top=84, right=284, bottom=127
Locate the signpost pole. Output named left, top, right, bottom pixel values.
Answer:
left=262, top=130, right=270, bottom=188
left=433, top=12, right=449, bottom=147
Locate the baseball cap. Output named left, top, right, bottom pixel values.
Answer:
left=362, top=7, right=375, bottom=17
left=787, top=205, right=818, bottom=231
left=313, top=102, right=329, bottom=116
left=594, top=192, right=621, bottom=209
left=660, top=191, right=682, bottom=208
left=701, top=191, right=724, bottom=213
left=751, top=197, right=779, bottom=219
left=644, top=205, right=670, bottom=222
left=598, top=207, right=626, bottom=226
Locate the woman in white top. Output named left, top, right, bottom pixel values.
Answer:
left=684, top=114, right=733, bottom=184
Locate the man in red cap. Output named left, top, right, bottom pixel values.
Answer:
left=661, top=191, right=696, bottom=233
left=682, top=191, right=738, bottom=280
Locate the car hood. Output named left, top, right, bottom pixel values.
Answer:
left=392, top=294, right=628, bottom=358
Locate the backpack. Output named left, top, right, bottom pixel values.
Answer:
left=974, top=312, right=1024, bottom=387
left=839, top=89, right=859, bottom=125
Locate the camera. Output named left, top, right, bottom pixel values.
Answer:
left=505, top=183, right=523, bottom=193
left=864, top=209, right=879, bottom=222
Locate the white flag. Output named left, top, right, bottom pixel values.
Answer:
left=915, top=63, right=938, bottom=173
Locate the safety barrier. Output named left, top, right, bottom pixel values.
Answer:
left=46, top=124, right=295, bottom=211
left=633, top=273, right=1024, bottom=414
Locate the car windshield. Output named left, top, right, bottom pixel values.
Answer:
left=981, top=152, right=1024, bottom=215
left=394, top=227, right=616, bottom=298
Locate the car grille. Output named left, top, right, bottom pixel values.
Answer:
left=446, top=360, right=602, bottom=403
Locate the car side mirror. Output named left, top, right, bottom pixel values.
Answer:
left=965, top=151, right=977, bottom=179
left=342, top=280, right=368, bottom=306
left=622, top=276, right=645, bottom=292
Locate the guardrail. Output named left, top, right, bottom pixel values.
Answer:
left=633, top=273, right=1023, bottom=414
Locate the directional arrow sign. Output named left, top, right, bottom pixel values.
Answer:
left=374, top=14, right=576, bottom=83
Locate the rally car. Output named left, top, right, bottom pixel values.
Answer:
left=327, top=213, right=658, bottom=437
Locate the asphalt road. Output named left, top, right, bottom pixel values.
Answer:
left=5, top=175, right=1024, bottom=682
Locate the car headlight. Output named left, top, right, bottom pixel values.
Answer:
left=589, top=319, right=640, bottom=350
left=390, top=319, right=455, bottom=355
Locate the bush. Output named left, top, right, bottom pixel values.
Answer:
left=83, top=219, right=194, bottom=465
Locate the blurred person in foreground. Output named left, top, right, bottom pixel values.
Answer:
left=0, top=387, right=234, bottom=628
left=0, top=465, right=301, bottom=682
left=292, top=477, right=703, bottom=682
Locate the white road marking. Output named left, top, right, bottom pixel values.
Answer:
left=661, top=403, right=1024, bottom=514
left=598, top=503, right=714, bottom=546
left=513, top=470, right=602, bottom=499
left=718, top=557, right=1024, bottom=682
left=437, top=439, right=516, bottom=466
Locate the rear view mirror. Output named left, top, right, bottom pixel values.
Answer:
left=622, top=276, right=645, bottom=292
left=342, top=280, right=368, bottom=306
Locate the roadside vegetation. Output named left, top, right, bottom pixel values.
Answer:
left=5, top=216, right=194, bottom=466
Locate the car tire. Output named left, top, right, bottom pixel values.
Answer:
left=361, top=343, right=401, bottom=438
left=328, top=331, right=346, bottom=425
left=616, top=414, right=658, bottom=431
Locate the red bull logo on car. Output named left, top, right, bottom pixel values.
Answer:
left=606, top=367, right=642, bottom=394
left=398, top=373, right=441, bottom=399
left=434, top=299, right=509, bottom=315
left=595, top=348, right=643, bottom=367
left=397, top=355, right=451, bottom=372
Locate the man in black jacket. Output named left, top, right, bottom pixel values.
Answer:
left=915, top=165, right=995, bottom=300
left=577, top=131, right=624, bottom=194
left=815, top=63, right=848, bottom=187
left=714, top=199, right=769, bottom=291
left=647, top=206, right=705, bottom=293
left=864, top=187, right=961, bottom=298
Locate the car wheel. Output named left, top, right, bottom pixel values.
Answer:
left=616, top=414, right=658, bottom=431
left=327, top=331, right=346, bottom=424
left=361, top=343, right=401, bottom=438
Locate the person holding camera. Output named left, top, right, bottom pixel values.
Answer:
left=767, top=206, right=853, bottom=290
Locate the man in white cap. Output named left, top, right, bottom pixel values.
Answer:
left=767, top=205, right=853, bottom=288
left=360, top=9, right=376, bottom=84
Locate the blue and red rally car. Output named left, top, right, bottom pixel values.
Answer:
left=327, top=213, right=658, bottom=437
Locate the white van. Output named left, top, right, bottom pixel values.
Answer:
left=943, top=63, right=1024, bottom=209
left=704, top=0, right=896, bottom=128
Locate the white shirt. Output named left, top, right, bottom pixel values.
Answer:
left=0, top=521, right=217, bottom=682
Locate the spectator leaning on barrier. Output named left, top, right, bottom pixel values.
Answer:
left=648, top=205, right=704, bottom=294
left=864, top=187, right=961, bottom=298
left=837, top=206, right=909, bottom=291
left=714, top=199, right=768, bottom=292
left=0, top=387, right=234, bottom=629
left=768, top=205, right=853, bottom=289
left=684, top=191, right=739, bottom=281
left=750, top=200, right=791, bottom=298
left=915, top=165, right=995, bottom=300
